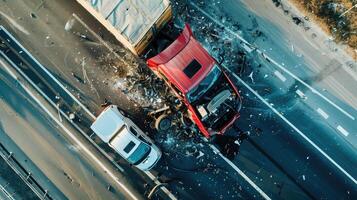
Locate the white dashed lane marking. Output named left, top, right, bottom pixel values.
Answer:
left=188, top=3, right=355, bottom=121
left=317, top=108, right=329, bottom=119
left=296, top=89, right=307, bottom=99
left=337, top=126, right=350, bottom=137
left=224, top=66, right=357, bottom=185
left=274, top=70, right=287, bottom=82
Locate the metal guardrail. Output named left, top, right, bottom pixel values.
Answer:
left=0, top=143, right=53, bottom=200
left=0, top=183, right=15, bottom=200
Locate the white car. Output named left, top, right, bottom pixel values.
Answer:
left=91, top=105, right=161, bottom=171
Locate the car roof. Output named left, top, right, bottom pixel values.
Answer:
left=90, top=105, right=144, bottom=158
left=90, top=105, right=126, bottom=143
left=109, top=126, right=141, bottom=159
left=147, top=24, right=216, bottom=93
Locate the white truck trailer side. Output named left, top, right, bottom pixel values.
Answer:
left=76, top=0, right=172, bottom=55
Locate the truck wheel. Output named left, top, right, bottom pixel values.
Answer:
left=155, top=114, right=171, bottom=131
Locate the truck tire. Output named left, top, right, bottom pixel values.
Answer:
left=155, top=114, right=171, bottom=131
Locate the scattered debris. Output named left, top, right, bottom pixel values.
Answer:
left=212, top=135, right=241, bottom=160
left=69, top=113, right=75, bottom=120
left=248, top=71, right=255, bottom=84
left=71, top=72, right=85, bottom=84
left=292, top=16, right=303, bottom=25
left=30, top=12, right=37, bottom=19
left=100, top=99, right=111, bottom=107
left=56, top=103, right=62, bottom=122
left=64, top=18, right=76, bottom=31
left=196, top=151, right=205, bottom=159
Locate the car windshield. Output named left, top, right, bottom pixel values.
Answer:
left=187, top=65, right=222, bottom=103
left=127, top=142, right=151, bottom=165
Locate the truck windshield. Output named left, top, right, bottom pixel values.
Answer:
left=187, top=65, right=222, bottom=103
left=127, top=142, right=151, bottom=165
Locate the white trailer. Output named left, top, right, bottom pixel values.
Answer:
left=76, top=0, right=172, bottom=55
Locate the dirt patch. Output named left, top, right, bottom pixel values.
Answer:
left=285, top=0, right=357, bottom=59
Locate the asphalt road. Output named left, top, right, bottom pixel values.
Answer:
left=220, top=0, right=357, bottom=109
left=0, top=57, right=144, bottom=199
left=181, top=0, right=357, bottom=199
left=0, top=0, right=356, bottom=200
left=0, top=24, right=258, bottom=200
left=0, top=1, right=266, bottom=199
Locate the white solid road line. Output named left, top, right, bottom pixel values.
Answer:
left=1, top=59, right=140, bottom=200
left=203, top=138, right=272, bottom=200
left=3, top=51, right=126, bottom=173
left=59, top=17, right=258, bottom=199
left=337, top=126, right=350, bottom=137
left=1, top=52, right=125, bottom=173
left=225, top=66, right=357, bottom=185
left=0, top=27, right=177, bottom=199
left=189, top=2, right=250, bottom=45
left=2, top=54, right=177, bottom=200
left=144, top=171, right=177, bottom=200
left=0, top=26, right=96, bottom=120
left=274, top=70, right=287, bottom=82
left=189, top=3, right=355, bottom=121
left=316, top=108, right=329, bottom=119
left=176, top=8, right=274, bottom=195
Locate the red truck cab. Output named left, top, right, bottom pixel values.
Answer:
left=147, top=24, right=242, bottom=138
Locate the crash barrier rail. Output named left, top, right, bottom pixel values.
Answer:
left=0, top=183, right=15, bottom=200
left=0, top=142, right=53, bottom=200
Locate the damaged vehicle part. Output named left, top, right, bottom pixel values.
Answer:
left=147, top=24, right=242, bottom=138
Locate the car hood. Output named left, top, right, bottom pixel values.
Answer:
left=136, top=145, right=162, bottom=171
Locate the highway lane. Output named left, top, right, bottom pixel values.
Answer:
left=229, top=73, right=356, bottom=199
left=0, top=25, right=259, bottom=199
left=179, top=0, right=357, bottom=199
left=0, top=1, right=268, bottom=199
left=1, top=0, right=355, bottom=199
left=232, top=50, right=357, bottom=176
left=0, top=58, right=144, bottom=199
left=218, top=0, right=357, bottom=109
left=214, top=0, right=357, bottom=182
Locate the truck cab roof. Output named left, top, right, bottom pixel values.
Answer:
left=147, top=24, right=216, bottom=94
